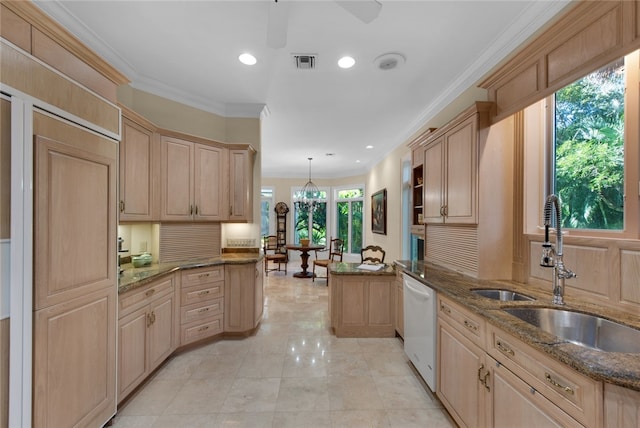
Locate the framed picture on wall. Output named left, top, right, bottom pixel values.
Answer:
left=371, top=188, right=387, bottom=235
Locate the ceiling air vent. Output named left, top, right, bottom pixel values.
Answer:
left=293, top=54, right=317, bottom=70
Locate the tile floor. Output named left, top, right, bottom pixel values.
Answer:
left=113, top=263, right=456, bottom=428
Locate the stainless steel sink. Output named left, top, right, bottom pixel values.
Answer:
left=503, top=307, right=640, bottom=353
left=472, top=289, right=535, bottom=302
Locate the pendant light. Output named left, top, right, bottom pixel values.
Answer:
left=296, top=157, right=320, bottom=211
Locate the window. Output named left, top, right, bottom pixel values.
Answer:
left=335, top=187, right=364, bottom=254
left=261, top=187, right=274, bottom=237
left=549, top=57, right=626, bottom=231
left=293, top=188, right=328, bottom=246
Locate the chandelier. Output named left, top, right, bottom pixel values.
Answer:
left=295, top=157, right=320, bottom=212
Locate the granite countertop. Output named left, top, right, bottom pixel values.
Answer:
left=395, top=259, right=640, bottom=392
left=329, top=262, right=396, bottom=276
left=119, top=253, right=263, bottom=294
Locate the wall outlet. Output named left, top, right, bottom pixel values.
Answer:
left=139, top=241, right=147, bottom=252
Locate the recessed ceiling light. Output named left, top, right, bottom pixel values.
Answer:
left=338, top=56, right=355, bottom=69
left=366, top=145, right=374, bottom=149
left=356, top=160, right=361, bottom=163
left=239, top=53, right=257, bottom=65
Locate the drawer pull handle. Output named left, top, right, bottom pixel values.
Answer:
left=145, top=289, right=155, bottom=297
left=545, top=373, right=574, bottom=395
left=496, top=340, right=514, bottom=356
left=198, top=307, right=210, bottom=313
left=198, top=273, right=210, bottom=279
left=440, top=304, right=451, bottom=315
left=197, top=290, right=210, bottom=296
left=464, top=320, right=478, bottom=332
left=198, top=326, right=209, bottom=332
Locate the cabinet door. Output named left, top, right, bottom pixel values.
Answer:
left=118, top=308, right=148, bottom=401
left=368, top=279, right=394, bottom=328
left=194, top=144, right=227, bottom=221
left=445, top=116, right=477, bottom=223
left=438, top=319, right=487, bottom=428
left=33, top=112, right=117, bottom=427
left=424, top=137, right=444, bottom=223
left=254, top=262, right=264, bottom=325
left=228, top=149, right=253, bottom=222
left=161, top=137, right=193, bottom=220
left=224, top=264, right=257, bottom=332
left=395, top=279, right=404, bottom=338
left=33, top=288, right=116, bottom=428
left=120, top=118, right=154, bottom=221
left=490, top=357, right=581, bottom=428
left=148, top=293, right=175, bottom=371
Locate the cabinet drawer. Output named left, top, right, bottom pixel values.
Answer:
left=180, top=313, right=223, bottom=345
left=181, top=266, right=224, bottom=288
left=180, top=281, right=223, bottom=306
left=180, top=298, right=223, bottom=324
left=119, top=276, right=174, bottom=318
left=487, top=324, right=602, bottom=427
left=437, top=295, right=485, bottom=346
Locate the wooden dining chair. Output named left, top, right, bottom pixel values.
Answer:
left=360, top=245, right=385, bottom=264
left=312, top=237, right=344, bottom=282
left=263, top=235, right=287, bottom=276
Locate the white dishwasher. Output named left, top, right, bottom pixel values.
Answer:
left=403, top=273, right=437, bottom=391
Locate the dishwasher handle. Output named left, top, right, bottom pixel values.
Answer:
left=403, top=277, right=433, bottom=301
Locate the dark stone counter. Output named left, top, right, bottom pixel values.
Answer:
left=119, top=253, right=263, bottom=294
left=395, top=259, right=640, bottom=391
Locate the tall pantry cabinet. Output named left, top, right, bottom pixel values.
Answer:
left=1, top=2, right=128, bottom=427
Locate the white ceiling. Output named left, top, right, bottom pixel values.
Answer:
left=34, top=0, right=571, bottom=179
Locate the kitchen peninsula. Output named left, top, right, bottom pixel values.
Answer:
left=328, top=262, right=396, bottom=338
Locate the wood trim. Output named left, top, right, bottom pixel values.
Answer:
left=0, top=317, right=8, bottom=428
left=1, top=40, right=121, bottom=135
left=480, top=0, right=640, bottom=122
left=159, top=127, right=254, bottom=152
left=512, top=111, right=526, bottom=282
left=2, top=0, right=128, bottom=86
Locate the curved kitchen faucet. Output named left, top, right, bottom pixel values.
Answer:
left=540, top=194, right=576, bottom=305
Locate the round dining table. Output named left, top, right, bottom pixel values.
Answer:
left=286, top=243, right=325, bottom=278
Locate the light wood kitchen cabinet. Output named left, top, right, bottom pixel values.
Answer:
left=489, top=354, right=583, bottom=427
left=179, top=266, right=225, bottom=346
left=437, top=296, right=488, bottom=428
left=604, top=383, right=640, bottom=428
left=224, top=263, right=263, bottom=333
left=228, top=148, right=255, bottom=222
left=437, top=294, right=602, bottom=428
left=118, top=275, right=176, bottom=402
left=329, top=272, right=396, bottom=338
left=33, top=112, right=118, bottom=427
left=160, top=135, right=228, bottom=221
left=119, top=110, right=158, bottom=221
left=395, top=269, right=404, bottom=338
left=424, top=103, right=491, bottom=224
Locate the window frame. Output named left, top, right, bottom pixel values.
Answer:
left=537, top=50, right=640, bottom=240
left=334, top=184, right=365, bottom=255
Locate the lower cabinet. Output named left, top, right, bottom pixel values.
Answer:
left=437, top=295, right=602, bottom=428
left=604, top=383, right=640, bottom=428
left=395, top=269, right=404, bottom=338
left=224, top=262, right=263, bottom=333
left=179, top=265, right=225, bottom=345
left=118, top=275, right=176, bottom=402
left=329, top=274, right=396, bottom=338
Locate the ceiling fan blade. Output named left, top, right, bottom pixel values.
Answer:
left=267, top=1, right=289, bottom=49
left=335, top=0, right=382, bottom=24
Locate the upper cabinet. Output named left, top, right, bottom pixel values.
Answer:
left=119, top=109, right=158, bottom=222
left=159, top=133, right=254, bottom=223
left=408, top=128, right=435, bottom=236
left=160, top=135, right=228, bottom=222
left=423, top=103, right=492, bottom=225
left=228, top=148, right=255, bottom=222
